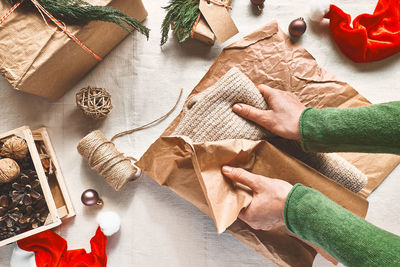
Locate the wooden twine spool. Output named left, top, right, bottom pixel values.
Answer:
left=77, top=89, right=183, bottom=191
left=77, top=130, right=140, bottom=191
left=76, top=86, right=112, bottom=120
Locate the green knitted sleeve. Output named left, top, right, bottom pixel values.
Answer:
left=300, top=102, right=400, bottom=155
left=284, top=184, right=400, bottom=266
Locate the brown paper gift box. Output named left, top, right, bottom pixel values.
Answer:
left=137, top=21, right=400, bottom=266
left=0, top=0, right=147, bottom=100
left=192, top=17, right=216, bottom=45
left=192, top=0, right=233, bottom=45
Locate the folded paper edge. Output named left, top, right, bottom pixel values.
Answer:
left=224, top=20, right=278, bottom=50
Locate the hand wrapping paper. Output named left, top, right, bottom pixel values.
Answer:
left=137, top=21, right=400, bottom=266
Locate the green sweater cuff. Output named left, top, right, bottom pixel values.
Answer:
left=299, top=107, right=313, bottom=153
left=283, top=184, right=400, bottom=266
left=299, top=102, right=400, bottom=154
left=283, top=183, right=303, bottom=234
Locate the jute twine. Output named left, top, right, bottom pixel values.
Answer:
left=76, top=86, right=112, bottom=120
left=77, top=89, right=183, bottom=191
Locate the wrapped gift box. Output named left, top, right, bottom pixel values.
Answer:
left=0, top=0, right=147, bottom=100
left=192, top=16, right=216, bottom=45
left=0, top=126, right=75, bottom=247
left=192, top=0, right=235, bottom=45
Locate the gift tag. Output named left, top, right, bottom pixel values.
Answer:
left=199, top=0, right=238, bottom=43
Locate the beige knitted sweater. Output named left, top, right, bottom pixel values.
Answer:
left=172, top=67, right=367, bottom=193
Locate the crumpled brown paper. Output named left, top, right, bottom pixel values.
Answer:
left=0, top=0, right=147, bottom=100
left=137, top=21, right=400, bottom=266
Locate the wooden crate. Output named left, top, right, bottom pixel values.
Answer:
left=0, top=126, right=75, bottom=247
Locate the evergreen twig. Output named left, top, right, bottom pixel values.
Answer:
left=161, top=0, right=200, bottom=45
left=7, top=0, right=150, bottom=39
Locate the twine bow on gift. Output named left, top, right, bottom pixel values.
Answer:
left=0, top=0, right=102, bottom=61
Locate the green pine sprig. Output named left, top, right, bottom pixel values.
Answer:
left=8, top=0, right=150, bottom=38
left=161, top=0, right=200, bottom=45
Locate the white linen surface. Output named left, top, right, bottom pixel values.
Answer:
left=0, top=0, right=399, bottom=266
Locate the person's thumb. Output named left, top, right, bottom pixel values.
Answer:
left=222, top=166, right=260, bottom=192
left=232, top=104, right=273, bottom=129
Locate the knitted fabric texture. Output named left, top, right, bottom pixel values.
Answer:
left=172, top=67, right=367, bottom=193
left=173, top=67, right=270, bottom=141
left=269, top=138, right=367, bottom=193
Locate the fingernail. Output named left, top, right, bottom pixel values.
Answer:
left=222, top=166, right=233, bottom=173
left=233, top=104, right=242, bottom=112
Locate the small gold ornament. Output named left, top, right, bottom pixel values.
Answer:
left=1, top=136, right=29, bottom=160
left=0, top=158, right=20, bottom=184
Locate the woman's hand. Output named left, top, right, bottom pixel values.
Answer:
left=222, top=166, right=293, bottom=231
left=233, top=85, right=306, bottom=141
left=222, top=166, right=337, bottom=263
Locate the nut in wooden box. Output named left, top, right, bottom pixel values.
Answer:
left=0, top=126, right=75, bottom=247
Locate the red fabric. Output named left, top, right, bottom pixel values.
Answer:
left=17, top=227, right=108, bottom=267
left=328, top=0, right=400, bottom=62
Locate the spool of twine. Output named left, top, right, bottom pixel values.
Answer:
left=77, top=130, right=140, bottom=191
left=77, top=89, right=183, bottom=191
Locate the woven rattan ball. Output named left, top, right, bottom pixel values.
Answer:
left=76, top=86, right=112, bottom=120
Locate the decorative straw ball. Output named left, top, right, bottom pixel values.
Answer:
left=76, top=86, right=112, bottom=120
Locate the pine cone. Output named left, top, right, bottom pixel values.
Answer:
left=0, top=183, right=12, bottom=196
left=19, top=199, right=48, bottom=229
left=0, top=187, right=48, bottom=239
left=0, top=200, right=22, bottom=228
left=19, top=155, right=34, bottom=170
left=0, top=157, right=50, bottom=240
left=0, top=221, right=21, bottom=240
left=0, top=195, right=9, bottom=208
left=0, top=199, right=22, bottom=240
left=9, top=173, right=41, bottom=206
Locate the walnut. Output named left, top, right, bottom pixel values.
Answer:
left=0, top=158, right=20, bottom=184
left=1, top=136, right=29, bottom=160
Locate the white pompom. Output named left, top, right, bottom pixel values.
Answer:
left=96, top=211, right=121, bottom=236
left=10, top=244, right=36, bottom=267
left=309, top=0, right=331, bottom=22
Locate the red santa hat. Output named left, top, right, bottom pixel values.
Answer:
left=309, top=0, right=400, bottom=62
left=10, top=211, right=121, bottom=267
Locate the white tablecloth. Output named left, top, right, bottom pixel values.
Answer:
left=0, top=0, right=399, bottom=266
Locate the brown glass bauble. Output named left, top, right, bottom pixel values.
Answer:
left=288, top=18, right=307, bottom=38
left=81, top=189, right=103, bottom=206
